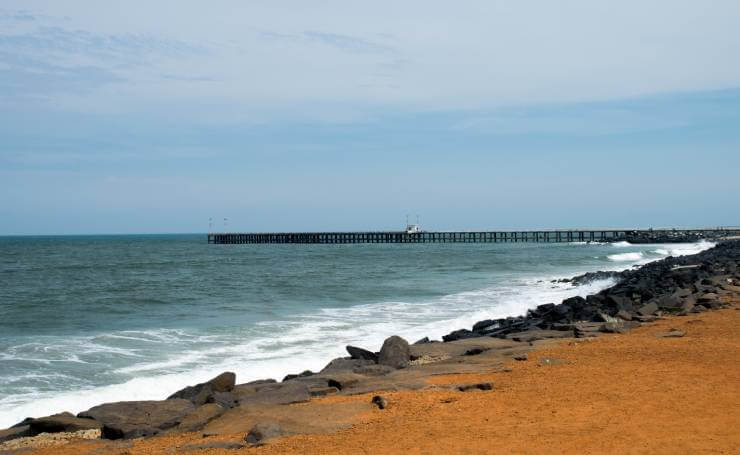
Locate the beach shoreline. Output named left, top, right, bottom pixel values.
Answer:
left=2, top=240, right=739, bottom=453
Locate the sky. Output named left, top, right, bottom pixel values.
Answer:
left=1, top=1, right=739, bottom=234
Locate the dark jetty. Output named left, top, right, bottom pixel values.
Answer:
left=443, top=240, right=740, bottom=342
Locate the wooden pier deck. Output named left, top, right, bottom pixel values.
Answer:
left=208, top=228, right=739, bottom=245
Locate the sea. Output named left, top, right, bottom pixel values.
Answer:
left=0, top=235, right=713, bottom=428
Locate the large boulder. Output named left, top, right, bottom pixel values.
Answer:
left=232, top=381, right=310, bottom=407
left=29, top=412, right=102, bottom=434
left=320, top=358, right=374, bottom=374
left=168, top=372, right=236, bottom=405
left=78, top=399, right=195, bottom=440
left=378, top=336, right=410, bottom=369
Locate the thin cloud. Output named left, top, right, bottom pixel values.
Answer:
left=258, top=28, right=395, bottom=55
left=303, top=31, right=394, bottom=54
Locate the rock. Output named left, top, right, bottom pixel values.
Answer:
left=371, top=395, right=388, bottom=409
left=78, top=399, right=194, bottom=440
left=378, top=336, right=411, bottom=369
left=655, top=294, right=682, bottom=310
left=346, top=345, right=378, bottom=362
left=464, top=347, right=488, bottom=356
left=208, top=391, right=238, bottom=409
left=513, top=353, right=528, bottom=361
left=507, top=329, right=573, bottom=342
left=616, top=310, right=633, bottom=321
left=10, top=418, right=34, bottom=428
left=327, top=376, right=360, bottom=391
left=0, top=425, right=33, bottom=443
left=672, top=287, right=693, bottom=298
left=442, top=329, right=476, bottom=342
left=207, top=372, right=237, bottom=392
left=697, top=293, right=719, bottom=303
left=472, top=319, right=496, bottom=332
left=282, top=370, right=313, bottom=382
left=413, top=337, right=430, bottom=344
left=574, top=323, right=602, bottom=338
left=176, top=403, right=225, bottom=432
left=605, top=295, right=634, bottom=313
left=309, top=386, right=339, bottom=397
left=183, top=441, right=245, bottom=451
left=600, top=322, right=627, bottom=334
left=168, top=372, right=236, bottom=405
left=659, top=329, right=686, bottom=338
left=320, top=358, right=374, bottom=374
left=245, top=422, right=284, bottom=446
left=352, top=364, right=395, bottom=376
left=637, top=302, right=659, bottom=316
left=233, top=381, right=311, bottom=407
left=245, top=378, right=278, bottom=385
left=29, top=412, right=102, bottom=434
left=457, top=383, right=493, bottom=392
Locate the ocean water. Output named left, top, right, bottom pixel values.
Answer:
left=0, top=235, right=713, bottom=428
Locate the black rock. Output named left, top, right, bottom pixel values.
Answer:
left=371, top=395, right=388, bottom=409
left=346, top=345, right=378, bottom=362
left=457, top=383, right=493, bottom=392
left=636, top=302, right=659, bottom=316
left=442, top=329, right=476, bottom=342
left=472, top=319, right=497, bottom=332
left=464, top=347, right=488, bottom=356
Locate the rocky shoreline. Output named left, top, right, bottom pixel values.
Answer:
left=2, top=240, right=739, bottom=451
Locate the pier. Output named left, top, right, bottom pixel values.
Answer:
left=208, top=228, right=740, bottom=245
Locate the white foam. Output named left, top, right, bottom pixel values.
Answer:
left=611, top=241, right=633, bottom=248
left=651, top=240, right=715, bottom=257
left=608, top=252, right=644, bottom=262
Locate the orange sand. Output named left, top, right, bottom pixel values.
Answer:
left=31, top=300, right=740, bottom=454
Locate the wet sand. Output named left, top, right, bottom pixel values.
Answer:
left=28, top=297, right=740, bottom=454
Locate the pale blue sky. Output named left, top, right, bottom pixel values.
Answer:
left=1, top=1, right=739, bottom=234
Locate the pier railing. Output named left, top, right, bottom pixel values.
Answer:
left=208, top=228, right=740, bottom=245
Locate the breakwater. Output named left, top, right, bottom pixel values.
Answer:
left=208, top=228, right=739, bottom=244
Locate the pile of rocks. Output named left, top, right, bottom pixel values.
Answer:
left=0, top=336, right=415, bottom=444
left=443, top=240, right=740, bottom=342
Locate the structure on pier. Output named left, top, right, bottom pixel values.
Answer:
left=208, top=228, right=739, bottom=245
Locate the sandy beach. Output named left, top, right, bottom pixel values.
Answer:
left=11, top=294, right=738, bottom=455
